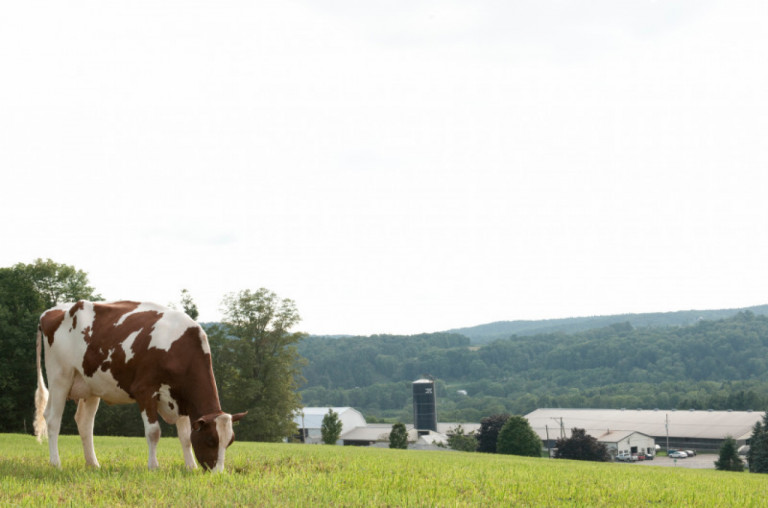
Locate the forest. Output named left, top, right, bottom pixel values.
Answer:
left=298, top=312, right=768, bottom=422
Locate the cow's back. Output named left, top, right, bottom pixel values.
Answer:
left=40, top=301, right=208, bottom=405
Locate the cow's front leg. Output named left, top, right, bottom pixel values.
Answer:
left=74, top=396, right=101, bottom=467
left=176, top=416, right=197, bottom=469
left=141, top=410, right=162, bottom=470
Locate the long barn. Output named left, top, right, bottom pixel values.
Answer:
left=525, top=408, right=763, bottom=452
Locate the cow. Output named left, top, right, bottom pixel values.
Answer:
left=34, top=300, right=246, bottom=472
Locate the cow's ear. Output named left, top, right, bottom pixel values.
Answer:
left=231, top=411, right=247, bottom=423
left=192, top=417, right=206, bottom=432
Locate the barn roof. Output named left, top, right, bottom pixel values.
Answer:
left=293, top=407, right=366, bottom=430
left=525, top=408, right=762, bottom=442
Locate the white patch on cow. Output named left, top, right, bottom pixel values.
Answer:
left=198, top=328, right=211, bottom=355
left=154, top=383, right=180, bottom=424
left=74, top=302, right=96, bottom=335
left=122, top=329, right=142, bottom=363
left=114, top=302, right=163, bottom=327
left=83, top=367, right=134, bottom=404
left=147, top=307, right=204, bottom=353
left=214, top=413, right=235, bottom=473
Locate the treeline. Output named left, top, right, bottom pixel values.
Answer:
left=298, top=313, right=768, bottom=421
left=449, top=305, right=768, bottom=344
left=0, top=260, right=305, bottom=441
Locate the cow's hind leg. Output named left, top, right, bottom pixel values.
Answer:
left=43, top=382, right=70, bottom=467
left=176, top=416, right=197, bottom=469
left=75, top=397, right=101, bottom=467
left=141, top=410, right=162, bottom=470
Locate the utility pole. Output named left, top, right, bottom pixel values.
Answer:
left=545, top=425, right=551, bottom=457
left=665, top=413, right=669, bottom=452
left=551, top=417, right=565, bottom=439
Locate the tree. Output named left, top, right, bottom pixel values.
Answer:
left=0, top=260, right=103, bottom=434
left=748, top=414, right=768, bottom=473
left=496, top=415, right=541, bottom=457
left=554, top=428, right=610, bottom=462
left=179, top=289, right=199, bottom=320
left=208, top=288, right=307, bottom=442
left=715, top=436, right=744, bottom=471
left=447, top=424, right=477, bottom=452
left=321, top=409, right=343, bottom=445
left=476, top=413, right=510, bottom=453
left=15, top=258, right=102, bottom=308
left=389, top=422, right=408, bottom=449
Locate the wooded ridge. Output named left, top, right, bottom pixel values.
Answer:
left=299, top=308, right=768, bottom=422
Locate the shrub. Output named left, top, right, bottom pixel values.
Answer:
left=496, top=415, right=541, bottom=457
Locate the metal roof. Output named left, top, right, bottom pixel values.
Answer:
left=340, top=424, right=413, bottom=442
left=595, top=429, right=652, bottom=443
left=293, top=407, right=365, bottom=430
left=525, top=408, right=763, bottom=441
left=437, top=423, right=481, bottom=435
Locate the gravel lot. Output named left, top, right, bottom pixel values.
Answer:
left=631, top=454, right=717, bottom=469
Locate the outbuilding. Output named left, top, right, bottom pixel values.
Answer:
left=597, top=430, right=656, bottom=459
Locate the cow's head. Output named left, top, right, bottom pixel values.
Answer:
left=191, top=411, right=247, bottom=472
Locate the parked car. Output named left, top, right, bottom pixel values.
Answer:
left=616, top=452, right=636, bottom=462
left=669, top=451, right=688, bottom=458
left=645, top=452, right=654, bottom=460
left=684, top=449, right=696, bottom=456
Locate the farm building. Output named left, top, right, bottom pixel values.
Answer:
left=526, top=408, right=763, bottom=452
left=595, top=430, right=655, bottom=459
left=342, top=423, right=477, bottom=448
left=293, top=407, right=367, bottom=444
left=293, top=407, right=481, bottom=448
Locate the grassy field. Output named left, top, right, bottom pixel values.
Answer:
left=2, top=433, right=767, bottom=506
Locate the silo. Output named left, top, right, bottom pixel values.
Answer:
left=412, top=378, right=437, bottom=431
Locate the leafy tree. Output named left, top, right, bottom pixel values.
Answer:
left=748, top=414, right=768, bottom=473
left=447, top=424, right=477, bottom=452
left=715, top=436, right=744, bottom=471
left=0, top=261, right=101, bottom=434
left=389, top=422, right=408, bottom=449
left=554, top=428, right=610, bottom=462
left=209, top=288, right=307, bottom=442
left=321, top=409, right=343, bottom=445
left=0, top=267, right=44, bottom=433
left=15, top=258, right=102, bottom=308
left=476, top=413, right=510, bottom=453
left=179, top=289, right=199, bottom=320
left=496, top=415, right=541, bottom=457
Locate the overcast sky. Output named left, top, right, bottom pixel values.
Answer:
left=2, top=1, right=767, bottom=336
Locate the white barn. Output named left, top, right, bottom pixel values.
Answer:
left=596, top=430, right=656, bottom=459
left=293, top=407, right=367, bottom=444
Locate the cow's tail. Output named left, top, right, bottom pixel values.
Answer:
left=34, top=326, right=49, bottom=443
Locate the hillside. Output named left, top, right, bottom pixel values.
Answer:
left=298, top=310, right=768, bottom=422
left=445, top=304, right=768, bottom=344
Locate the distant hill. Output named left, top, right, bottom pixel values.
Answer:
left=446, top=304, right=768, bottom=344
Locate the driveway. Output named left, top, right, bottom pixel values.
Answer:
left=633, top=454, right=717, bottom=469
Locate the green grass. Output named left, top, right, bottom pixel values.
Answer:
left=2, top=433, right=767, bottom=506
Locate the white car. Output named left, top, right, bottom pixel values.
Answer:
left=668, top=451, right=688, bottom=458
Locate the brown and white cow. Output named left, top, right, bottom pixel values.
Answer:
left=34, top=300, right=245, bottom=472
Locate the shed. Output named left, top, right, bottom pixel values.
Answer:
left=597, top=430, right=656, bottom=458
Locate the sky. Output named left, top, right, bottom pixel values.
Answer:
left=2, top=1, right=768, bottom=336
